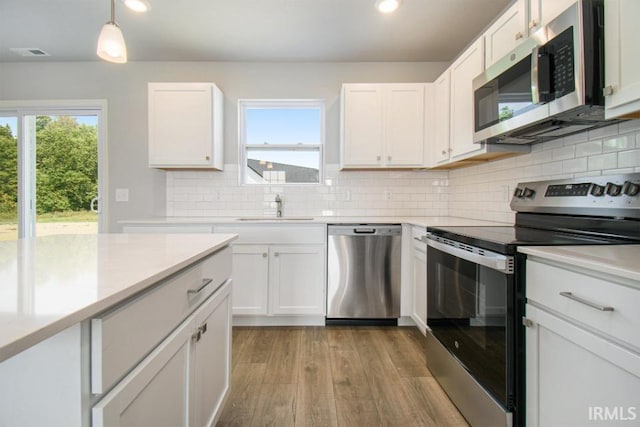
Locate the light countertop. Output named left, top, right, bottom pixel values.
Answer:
left=0, top=233, right=237, bottom=363
left=119, top=216, right=510, bottom=228
left=519, top=245, right=640, bottom=283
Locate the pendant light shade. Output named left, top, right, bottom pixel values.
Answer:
left=97, top=22, right=127, bottom=63
left=97, top=0, right=127, bottom=63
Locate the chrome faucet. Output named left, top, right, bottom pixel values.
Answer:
left=275, top=194, right=283, bottom=217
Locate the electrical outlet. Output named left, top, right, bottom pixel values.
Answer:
left=115, top=188, right=129, bottom=202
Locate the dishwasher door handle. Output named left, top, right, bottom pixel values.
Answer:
left=353, top=228, right=376, bottom=234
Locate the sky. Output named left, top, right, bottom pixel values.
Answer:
left=245, top=108, right=321, bottom=170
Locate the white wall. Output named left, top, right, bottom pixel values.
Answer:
left=0, top=61, right=448, bottom=230
left=448, top=120, right=640, bottom=223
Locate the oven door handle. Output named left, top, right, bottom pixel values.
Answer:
left=426, top=236, right=514, bottom=273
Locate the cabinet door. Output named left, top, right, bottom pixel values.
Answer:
left=230, top=245, right=269, bottom=315
left=190, top=281, right=232, bottom=427
left=525, top=304, right=640, bottom=427
left=384, top=84, right=425, bottom=166
left=450, top=38, right=485, bottom=159
left=528, top=0, right=576, bottom=34
left=411, top=240, right=427, bottom=334
left=484, top=0, right=527, bottom=68
left=92, top=316, right=192, bottom=427
left=269, top=245, right=325, bottom=315
left=149, top=83, right=223, bottom=169
left=341, top=84, right=384, bottom=167
left=605, top=0, right=640, bottom=118
left=432, top=70, right=451, bottom=165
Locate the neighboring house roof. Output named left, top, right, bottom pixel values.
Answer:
left=247, top=159, right=318, bottom=183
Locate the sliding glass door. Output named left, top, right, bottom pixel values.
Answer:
left=0, top=102, right=106, bottom=240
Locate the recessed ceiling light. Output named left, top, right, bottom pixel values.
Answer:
left=375, top=0, right=401, bottom=13
left=122, top=0, right=151, bottom=13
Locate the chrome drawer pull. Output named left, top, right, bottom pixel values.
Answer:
left=187, top=278, right=213, bottom=295
left=559, top=292, right=614, bottom=312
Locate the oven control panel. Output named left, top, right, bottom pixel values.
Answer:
left=511, top=173, right=640, bottom=218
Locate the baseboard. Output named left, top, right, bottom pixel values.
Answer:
left=232, top=315, right=325, bottom=326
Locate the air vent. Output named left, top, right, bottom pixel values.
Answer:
left=10, top=48, right=51, bottom=57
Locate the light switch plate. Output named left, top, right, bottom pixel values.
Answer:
left=115, top=188, right=129, bottom=202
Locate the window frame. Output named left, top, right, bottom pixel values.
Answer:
left=238, top=99, right=325, bottom=186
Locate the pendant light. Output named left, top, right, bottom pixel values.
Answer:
left=97, top=0, right=127, bottom=63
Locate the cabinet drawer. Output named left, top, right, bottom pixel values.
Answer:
left=214, top=225, right=325, bottom=245
left=527, top=259, right=640, bottom=350
left=91, top=247, right=231, bottom=394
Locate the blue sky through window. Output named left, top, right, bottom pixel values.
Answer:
left=246, top=108, right=321, bottom=145
left=245, top=107, right=321, bottom=170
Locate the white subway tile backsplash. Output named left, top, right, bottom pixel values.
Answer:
left=575, top=140, right=602, bottom=157
left=603, top=135, right=635, bottom=152
left=619, top=149, right=640, bottom=169
left=551, top=146, right=575, bottom=161
left=448, top=120, right=640, bottom=221
left=588, top=153, right=617, bottom=171
left=167, top=121, right=640, bottom=221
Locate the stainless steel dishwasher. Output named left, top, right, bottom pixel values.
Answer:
left=326, top=224, right=401, bottom=325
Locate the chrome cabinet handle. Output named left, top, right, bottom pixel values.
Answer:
left=515, top=31, right=523, bottom=40
left=377, top=155, right=381, bottom=161
left=193, top=322, right=208, bottom=342
left=205, top=155, right=210, bottom=161
left=603, top=85, right=614, bottom=97
left=387, top=155, right=392, bottom=161
left=187, top=278, right=213, bottom=295
left=441, top=150, right=447, bottom=155
left=528, top=20, right=537, bottom=30
left=262, top=252, right=268, bottom=258
left=559, top=292, right=614, bottom=312
left=274, top=252, right=279, bottom=257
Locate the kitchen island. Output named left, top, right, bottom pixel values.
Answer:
left=0, top=233, right=236, bottom=427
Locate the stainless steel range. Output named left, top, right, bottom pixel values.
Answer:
left=424, top=173, right=640, bottom=427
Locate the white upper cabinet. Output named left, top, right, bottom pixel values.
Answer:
left=528, top=0, right=576, bottom=35
left=484, top=0, right=527, bottom=68
left=432, top=70, right=451, bottom=166
left=341, top=83, right=426, bottom=169
left=604, top=0, right=640, bottom=119
left=450, top=38, right=485, bottom=159
left=341, top=84, right=384, bottom=167
left=148, top=82, right=224, bottom=170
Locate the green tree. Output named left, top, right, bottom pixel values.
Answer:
left=35, top=116, right=98, bottom=213
left=0, top=124, right=18, bottom=215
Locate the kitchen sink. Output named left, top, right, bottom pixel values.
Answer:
left=235, top=216, right=315, bottom=221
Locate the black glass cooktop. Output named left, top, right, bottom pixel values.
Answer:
left=426, top=225, right=633, bottom=255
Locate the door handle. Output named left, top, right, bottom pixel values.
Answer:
left=559, top=292, right=614, bottom=312
left=187, top=278, right=213, bottom=295
left=90, top=196, right=100, bottom=213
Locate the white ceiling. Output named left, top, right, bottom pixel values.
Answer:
left=0, top=0, right=512, bottom=63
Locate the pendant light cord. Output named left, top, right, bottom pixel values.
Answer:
left=110, top=0, right=116, bottom=23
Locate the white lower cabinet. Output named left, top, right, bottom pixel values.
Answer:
left=215, top=224, right=327, bottom=324
left=269, top=245, right=325, bottom=315
left=93, top=280, right=232, bottom=427
left=524, top=258, right=640, bottom=427
left=230, top=245, right=269, bottom=315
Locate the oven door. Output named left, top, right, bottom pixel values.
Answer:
left=426, top=236, right=515, bottom=409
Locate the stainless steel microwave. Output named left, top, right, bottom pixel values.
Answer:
left=473, top=0, right=618, bottom=145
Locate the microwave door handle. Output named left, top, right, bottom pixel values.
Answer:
left=532, top=46, right=553, bottom=104
left=531, top=46, right=541, bottom=104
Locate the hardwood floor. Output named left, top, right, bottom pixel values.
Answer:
left=216, top=326, right=468, bottom=427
